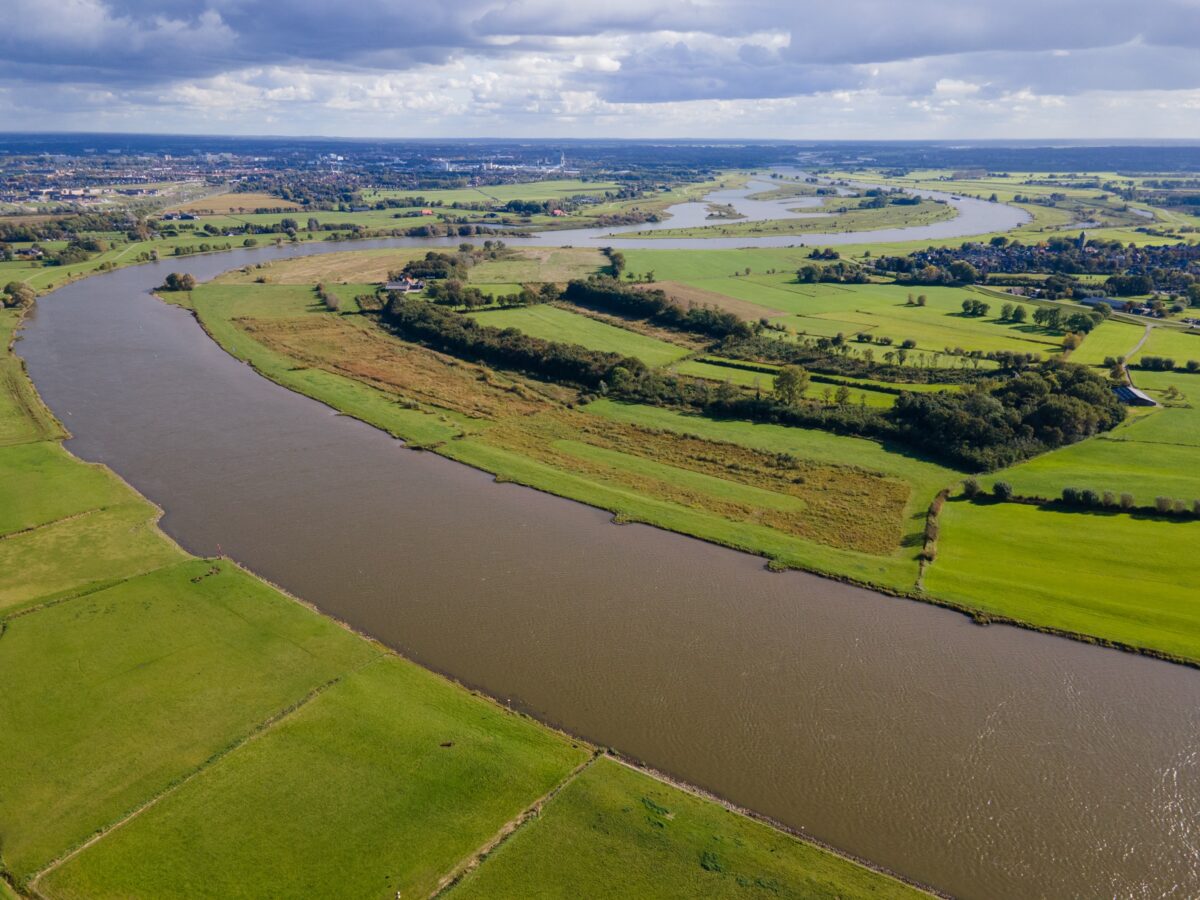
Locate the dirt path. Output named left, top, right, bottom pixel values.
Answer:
left=1124, top=323, right=1154, bottom=386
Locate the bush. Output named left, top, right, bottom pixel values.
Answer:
left=1156, top=496, right=1173, bottom=514
left=963, top=477, right=982, bottom=498
left=992, top=481, right=1014, bottom=501
left=1120, top=493, right=1136, bottom=510
left=1080, top=488, right=1100, bottom=507
left=1102, top=491, right=1117, bottom=508
left=1062, top=486, right=1081, bottom=505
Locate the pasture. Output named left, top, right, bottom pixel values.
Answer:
left=926, top=500, right=1200, bottom=661
left=468, top=304, right=690, bottom=367
left=449, top=756, right=923, bottom=900
left=41, top=655, right=587, bottom=900
left=168, top=192, right=302, bottom=214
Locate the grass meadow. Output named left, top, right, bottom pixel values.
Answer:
left=449, top=756, right=923, bottom=900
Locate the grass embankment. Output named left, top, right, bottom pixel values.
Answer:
left=0, top=283, right=920, bottom=899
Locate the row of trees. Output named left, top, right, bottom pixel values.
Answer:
left=383, top=296, right=643, bottom=388
left=563, top=276, right=751, bottom=340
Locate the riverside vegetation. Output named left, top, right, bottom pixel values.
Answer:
left=0, top=301, right=924, bottom=896
left=156, top=233, right=1200, bottom=665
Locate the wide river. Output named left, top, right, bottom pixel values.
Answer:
left=16, top=194, right=1199, bottom=899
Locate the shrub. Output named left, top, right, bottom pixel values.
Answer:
left=1187, top=360, right=1200, bottom=373
left=1102, top=491, right=1117, bottom=508
left=992, top=481, right=1014, bottom=501
left=1174, top=499, right=1188, bottom=515
left=1156, top=496, right=1173, bottom=514
left=1062, top=486, right=1081, bottom=505
left=1080, top=488, right=1100, bottom=507
left=963, top=477, right=982, bottom=498
left=1120, top=493, right=1136, bottom=510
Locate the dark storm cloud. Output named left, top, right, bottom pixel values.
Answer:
left=2, top=0, right=1200, bottom=111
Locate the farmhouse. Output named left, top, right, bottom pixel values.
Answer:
left=385, top=276, right=425, bottom=293
left=1113, top=385, right=1157, bottom=406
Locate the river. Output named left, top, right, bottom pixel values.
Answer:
left=15, top=208, right=1199, bottom=898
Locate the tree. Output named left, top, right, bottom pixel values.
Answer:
left=159, top=272, right=196, bottom=292
left=2, top=281, right=35, bottom=308
left=1011, top=305, right=1028, bottom=324
left=772, top=365, right=810, bottom=407
left=992, top=481, right=1014, bottom=500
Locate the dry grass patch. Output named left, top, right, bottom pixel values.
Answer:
left=170, top=192, right=301, bottom=214
left=482, top=410, right=909, bottom=554
left=650, top=281, right=787, bottom=320
left=236, top=316, right=555, bottom=421
left=214, top=249, right=427, bottom=285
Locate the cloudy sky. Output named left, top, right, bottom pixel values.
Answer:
left=3, top=0, right=1200, bottom=138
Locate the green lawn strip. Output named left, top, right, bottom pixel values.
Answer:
left=925, top=501, right=1200, bottom=661
left=449, top=756, right=925, bottom=900
left=0, top=559, right=382, bottom=884
left=0, top=442, right=134, bottom=535
left=467, top=304, right=690, bottom=367
left=441, top=437, right=917, bottom=590
left=41, top=656, right=588, bottom=900
left=0, top=503, right=186, bottom=614
left=188, top=289, right=461, bottom=445
left=0, top=310, right=64, bottom=446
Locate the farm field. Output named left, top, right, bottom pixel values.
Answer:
left=1, top=273, right=914, bottom=899
left=449, top=756, right=922, bottom=900
left=925, top=500, right=1200, bottom=661
left=469, top=304, right=690, bottom=366
left=646, top=276, right=1056, bottom=362
left=39, top=655, right=589, bottom=900
left=168, top=192, right=302, bottom=214
left=1127, top=325, right=1200, bottom=366
left=671, top=358, right=899, bottom=407
left=363, top=177, right=622, bottom=205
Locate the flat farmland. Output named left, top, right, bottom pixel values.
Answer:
left=468, top=304, right=690, bottom=367
left=363, top=178, right=622, bottom=205
left=168, top=192, right=302, bottom=214
left=41, top=656, right=588, bottom=900
left=448, top=756, right=924, bottom=900
left=657, top=277, right=1056, bottom=359
left=925, top=500, right=1200, bottom=661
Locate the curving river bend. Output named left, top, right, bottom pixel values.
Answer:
left=16, top=189, right=1199, bottom=899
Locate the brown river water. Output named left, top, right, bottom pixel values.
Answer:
left=17, top=242, right=1200, bottom=899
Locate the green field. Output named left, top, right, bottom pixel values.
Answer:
left=450, top=757, right=920, bottom=900
left=641, top=276, right=1055, bottom=363
left=40, top=655, right=588, bottom=900
left=469, top=304, right=690, bottom=367
left=925, top=500, right=1200, bottom=660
